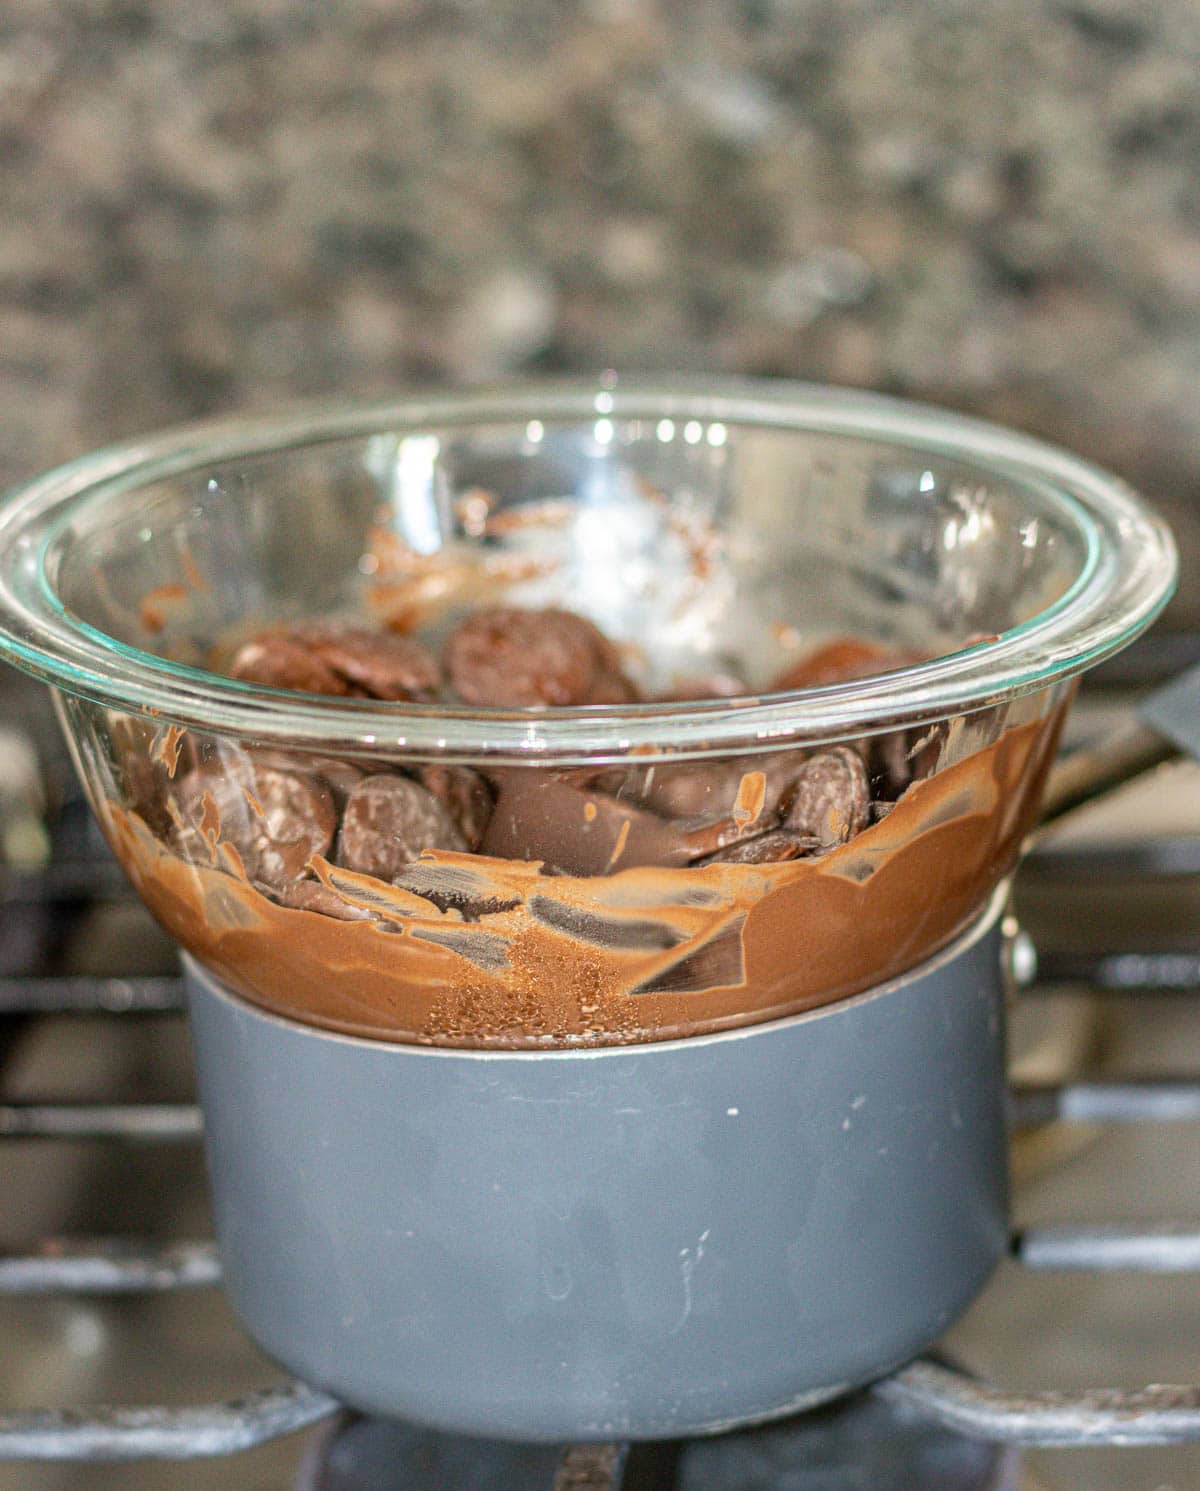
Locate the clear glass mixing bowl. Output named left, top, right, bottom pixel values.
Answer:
left=0, top=379, right=1176, bottom=1046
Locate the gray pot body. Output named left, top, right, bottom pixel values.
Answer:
left=185, top=894, right=1009, bottom=1442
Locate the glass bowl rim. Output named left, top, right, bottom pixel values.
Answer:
left=0, top=376, right=1178, bottom=763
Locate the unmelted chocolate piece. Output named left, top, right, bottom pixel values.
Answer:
left=110, top=717, right=177, bottom=837
left=291, top=622, right=442, bottom=701
left=172, top=761, right=336, bottom=890
left=640, top=759, right=744, bottom=819
left=700, top=829, right=815, bottom=865
left=773, top=638, right=923, bottom=691
left=872, top=722, right=944, bottom=799
left=657, top=670, right=750, bottom=703
left=272, top=878, right=374, bottom=922
left=249, top=768, right=340, bottom=887
left=251, top=750, right=366, bottom=808
left=311, top=756, right=367, bottom=806
left=445, top=606, right=629, bottom=707
left=230, top=622, right=441, bottom=701
left=228, top=636, right=353, bottom=696
left=418, top=765, right=494, bottom=850
left=586, top=669, right=642, bottom=704
left=640, top=752, right=808, bottom=825
left=874, top=729, right=912, bottom=799
left=782, top=747, right=870, bottom=851
left=677, top=799, right=790, bottom=859
left=763, top=749, right=826, bottom=807
left=560, top=762, right=784, bottom=862
left=338, top=774, right=468, bottom=881
left=125, top=754, right=173, bottom=836
left=170, top=768, right=249, bottom=862
left=480, top=775, right=692, bottom=876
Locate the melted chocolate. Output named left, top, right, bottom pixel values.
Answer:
left=101, top=708, right=1065, bottom=1049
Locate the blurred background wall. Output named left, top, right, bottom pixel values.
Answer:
left=3, top=0, right=1198, bottom=615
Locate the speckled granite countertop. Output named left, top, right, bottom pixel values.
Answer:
left=2, top=0, right=1198, bottom=613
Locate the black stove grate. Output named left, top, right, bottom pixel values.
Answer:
left=2, top=850, right=1200, bottom=1483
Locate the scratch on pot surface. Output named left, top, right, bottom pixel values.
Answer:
left=671, top=1228, right=711, bottom=1334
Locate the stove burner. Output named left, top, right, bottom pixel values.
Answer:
left=296, top=1388, right=1017, bottom=1491
left=298, top=1420, right=641, bottom=1490
left=677, top=1388, right=1019, bottom=1491
left=296, top=1415, right=564, bottom=1491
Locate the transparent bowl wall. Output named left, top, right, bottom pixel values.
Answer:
left=0, top=383, right=1176, bottom=1046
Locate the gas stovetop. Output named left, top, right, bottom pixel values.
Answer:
left=1, top=646, right=1199, bottom=1490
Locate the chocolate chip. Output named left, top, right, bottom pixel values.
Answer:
left=291, top=622, right=442, bottom=701
left=586, top=669, right=642, bottom=704
left=110, top=717, right=176, bottom=837
left=480, top=775, right=692, bottom=876
left=445, top=606, right=627, bottom=707
left=311, top=757, right=367, bottom=805
left=418, top=764, right=494, bottom=850
left=871, top=723, right=944, bottom=799
left=759, top=750, right=821, bottom=809
left=248, top=767, right=339, bottom=887
left=641, top=753, right=806, bottom=826
left=640, top=760, right=744, bottom=819
left=678, top=794, right=790, bottom=859
left=171, top=767, right=252, bottom=863
left=773, top=638, right=922, bottom=691
left=873, top=729, right=913, bottom=799
left=172, top=761, right=336, bottom=889
left=273, top=879, right=374, bottom=921
left=230, top=622, right=441, bottom=701
left=492, top=763, right=784, bottom=868
left=657, top=671, right=749, bottom=702
left=782, top=747, right=870, bottom=850
left=700, top=829, right=815, bottom=865
left=228, top=636, right=353, bottom=695
left=251, top=750, right=365, bottom=808
left=338, top=774, right=468, bottom=880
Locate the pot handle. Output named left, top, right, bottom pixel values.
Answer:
left=1037, top=659, right=1200, bottom=827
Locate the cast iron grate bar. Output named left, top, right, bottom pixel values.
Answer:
left=874, top=1361, right=1200, bottom=1447
left=1031, top=948, right=1200, bottom=992
left=1014, top=1224, right=1200, bottom=1271
left=1027, top=838, right=1200, bottom=875
left=0, top=975, right=185, bottom=1015
left=0, top=1239, right=221, bottom=1294
left=0, top=861, right=131, bottom=903
left=0, top=1384, right=340, bottom=1461
left=6, top=1366, right=1200, bottom=1460
left=0, top=1102, right=203, bottom=1141
left=1009, top=1078, right=1200, bottom=1125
